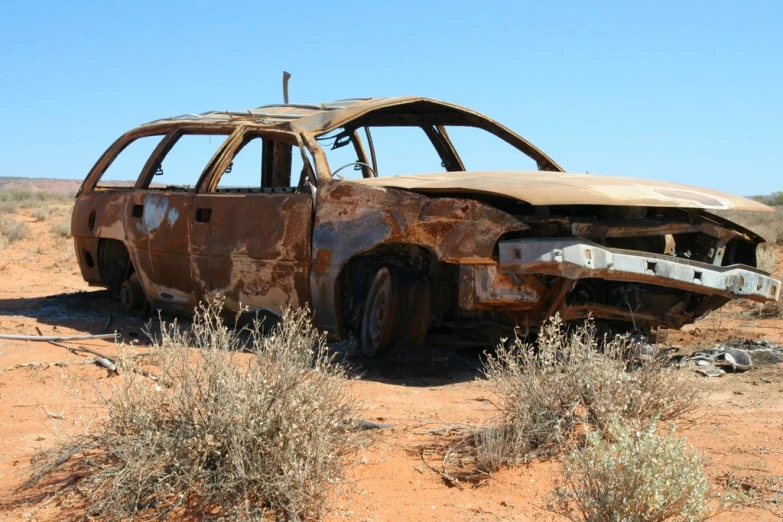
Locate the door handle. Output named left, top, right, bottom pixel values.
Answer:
left=131, top=205, right=143, bottom=218
left=195, top=208, right=212, bottom=223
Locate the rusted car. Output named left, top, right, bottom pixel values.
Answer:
left=72, top=97, right=781, bottom=355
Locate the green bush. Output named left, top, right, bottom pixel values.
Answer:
left=752, top=191, right=783, bottom=206
left=475, top=315, right=701, bottom=469
left=551, top=421, right=709, bottom=522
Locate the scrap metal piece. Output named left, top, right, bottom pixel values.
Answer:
left=696, top=365, right=726, bottom=378
left=722, top=349, right=753, bottom=371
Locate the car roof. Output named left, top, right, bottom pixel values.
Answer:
left=137, top=96, right=493, bottom=134
left=132, top=96, right=566, bottom=173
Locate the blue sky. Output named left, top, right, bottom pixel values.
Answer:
left=1, top=0, right=781, bottom=196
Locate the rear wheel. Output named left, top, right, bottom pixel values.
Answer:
left=120, top=273, right=148, bottom=312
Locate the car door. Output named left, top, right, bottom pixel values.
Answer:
left=189, top=131, right=314, bottom=314
left=125, top=130, right=232, bottom=314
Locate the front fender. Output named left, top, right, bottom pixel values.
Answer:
left=310, top=180, right=526, bottom=336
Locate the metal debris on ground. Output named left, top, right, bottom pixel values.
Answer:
left=695, top=365, right=726, bottom=378
left=685, top=339, right=783, bottom=376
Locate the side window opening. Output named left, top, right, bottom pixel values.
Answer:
left=144, top=133, right=229, bottom=191
left=214, top=136, right=304, bottom=193
left=95, top=135, right=165, bottom=189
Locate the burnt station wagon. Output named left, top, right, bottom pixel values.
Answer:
left=72, top=97, right=781, bottom=355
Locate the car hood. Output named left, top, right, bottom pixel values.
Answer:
left=351, top=171, right=771, bottom=212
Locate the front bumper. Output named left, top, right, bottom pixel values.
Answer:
left=459, top=238, right=780, bottom=314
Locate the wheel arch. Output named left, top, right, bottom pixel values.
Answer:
left=335, top=243, right=438, bottom=339
left=97, top=237, right=134, bottom=292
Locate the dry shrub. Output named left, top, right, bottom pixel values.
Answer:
left=551, top=421, right=710, bottom=522
left=23, top=300, right=361, bottom=521
left=0, top=215, right=30, bottom=242
left=743, top=301, right=782, bottom=319
left=50, top=218, right=71, bottom=238
left=475, top=315, right=701, bottom=470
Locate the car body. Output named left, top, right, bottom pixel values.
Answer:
left=72, top=96, right=781, bottom=355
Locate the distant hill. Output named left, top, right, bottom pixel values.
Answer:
left=0, top=176, right=81, bottom=195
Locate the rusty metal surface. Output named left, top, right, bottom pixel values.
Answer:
left=352, top=171, right=772, bottom=212
left=71, top=94, right=779, bottom=347
left=189, top=192, right=313, bottom=313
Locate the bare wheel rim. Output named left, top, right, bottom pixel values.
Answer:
left=361, top=267, right=397, bottom=356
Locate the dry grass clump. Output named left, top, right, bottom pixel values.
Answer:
left=551, top=421, right=710, bottom=522
left=0, top=215, right=30, bottom=243
left=23, top=300, right=362, bottom=521
left=31, top=204, right=51, bottom=222
left=474, top=315, right=701, bottom=471
left=756, top=243, right=778, bottom=274
left=51, top=218, right=72, bottom=238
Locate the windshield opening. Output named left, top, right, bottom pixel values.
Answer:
left=315, top=121, right=542, bottom=179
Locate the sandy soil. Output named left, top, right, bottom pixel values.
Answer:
left=1, top=206, right=782, bottom=521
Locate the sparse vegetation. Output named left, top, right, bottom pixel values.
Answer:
left=551, top=421, right=710, bottom=522
left=23, top=300, right=362, bottom=521
left=0, top=215, right=30, bottom=243
left=0, top=188, right=74, bottom=214
left=717, top=205, right=783, bottom=245
left=473, top=315, right=701, bottom=470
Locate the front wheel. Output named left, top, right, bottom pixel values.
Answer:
left=359, top=266, right=431, bottom=357
left=360, top=267, right=399, bottom=357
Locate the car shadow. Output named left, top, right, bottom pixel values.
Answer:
left=0, top=290, right=152, bottom=344
left=0, top=290, right=486, bottom=386
left=331, top=340, right=487, bottom=387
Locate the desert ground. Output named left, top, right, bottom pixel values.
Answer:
left=0, top=187, right=781, bottom=521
